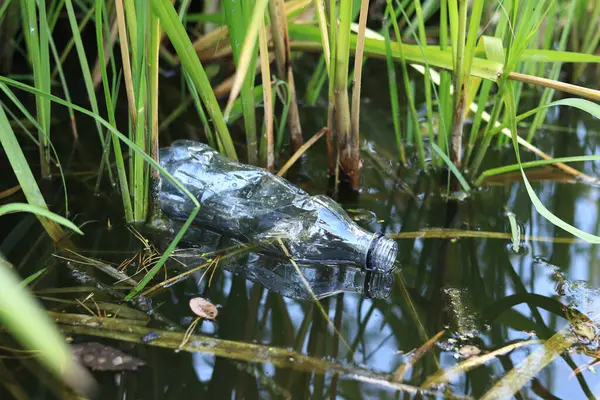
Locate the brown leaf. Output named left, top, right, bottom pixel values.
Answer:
left=189, top=297, right=218, bottom=320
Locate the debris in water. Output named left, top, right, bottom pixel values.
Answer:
left=189, top=297, right=218, bottom=320
left=71, top=342, right=145, bottom=371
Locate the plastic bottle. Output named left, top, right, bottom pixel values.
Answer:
left=159, top=140, right=397, bottom=273
left=169, top=225, right=394, bottom=301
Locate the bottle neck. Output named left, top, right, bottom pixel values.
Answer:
left=365, top=234, right=398, bottom=273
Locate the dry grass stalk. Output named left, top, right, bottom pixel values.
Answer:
left=268, top=0, right=304, bottom=151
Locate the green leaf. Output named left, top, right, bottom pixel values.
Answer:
left=431, top=143, right=471, bottom=192
left=0, top=256, right=93, bottom=392
left=0, top=203, right=83, bottom=235
left=151, top=0, right=237, bottom=160
left=503, top=83, right=600, bottom=244
left=0, top=103, right=65, bottom=242
left=521, top=49, right=600, bottom=63
left=287, top=24, right=503, bottom=82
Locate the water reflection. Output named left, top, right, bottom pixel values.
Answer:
left=166, top=224, right=394, bottom=301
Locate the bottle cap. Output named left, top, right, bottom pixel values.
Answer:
left=364, top=271, right=394, bottom=299
left=366, top=234, right=398, bottom=273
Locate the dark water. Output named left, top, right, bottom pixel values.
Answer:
left=1, top=58, right=600, bottom=399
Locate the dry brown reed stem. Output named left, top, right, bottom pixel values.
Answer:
left=348, top=0, right=370, bottom=188
left=508, top=71, right=600, bottom=102
left=258, top=21, right=275, bottom=172
left=268, top=0, right=304, bottom=151
left=277, top=127, right=328, bottom=177
left=113, top=0, right=136, bottom=127
left=395, top=329, right=446, bottom=381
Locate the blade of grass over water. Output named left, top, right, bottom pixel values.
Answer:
left=95, top=0, right=133, bottom=221
left=411, top=0, right=435, bottom=165
left=222, top=0, right=261, bottom=164
left=0, top=257, right=95, bottom=395
left=476, top=155, right=600, bottom=186
left=151, top=0, right=237, bottom=160
left=449, top=0, right=484, bottom=170
left=385, top=3, right=425, bottom=168
left=149, top=11, right=161, bottom=184
left=383, top=24, right=405, bottom=164
left=526, top=0, right=577, bottom=142
left=63, top=0, right=114, bottom=186
left=503, top=81, right=600, bottom=244
left=20, top=0, right=51, bottom=177
left=431, top=143, right=470, bottom=192
left=0, top=203, right=82, bottom=234
left=0, top=104, right=65, bottom=242
left=0, top=75, right=202, bottom=297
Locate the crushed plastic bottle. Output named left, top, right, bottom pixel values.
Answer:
left=159, top=140, right=397, bottom=273
left=169, top=224, right=394, bottom=300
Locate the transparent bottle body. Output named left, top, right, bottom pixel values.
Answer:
left=169, top=225, right=393, bottom=301
left=159, top=140, right=397, bottom=273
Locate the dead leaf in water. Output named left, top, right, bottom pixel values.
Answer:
left=189, top=297, right=218, bottom=320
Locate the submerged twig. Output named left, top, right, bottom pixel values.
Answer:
left=422, top=339, right=540, bottom=388
left=390, top=228, right=582, bottom=244
left=55, top=315, right=468, bottom=398
left=277, top=128, right=327, bottom=177
left=395, top=329, right=446, bottom=381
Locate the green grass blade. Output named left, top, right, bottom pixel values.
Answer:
left=0, top=104, right=65, bottom=242
left=0, top=256, right=94, bottom=394
left=521, top=49, right=600, bottom=63
left=503, top=81, right=600, bottom=244
left=20, top=0, right=51, bottom=176
left=383, top=24, right=405, bottom=164
left=475, top=155, right=600, bottom=186
left=151, top=0, right=237, bottom=160
left=37, top=0, right=52, bottom=176
left=63, top=0, right=113, bottom=183
left=20, top=267, right=48, bottom=287
left=0, top=84, right=70, bottom=216
left=430, top=143, right=471, bottom=192
left=95, top=0, right=133, bottom=221
left=526, top=0, right=577, bottom=142
left=183, top=71, right=217, bottom=150
left=287, top=24, right=503, bottom=82
left=0, top=75, right=202, bottom=297
left=385, top=2, right=425, bottom=168
left=222, top=0, right=268, bottom=118
left=0, top=203, right=83, bottom=234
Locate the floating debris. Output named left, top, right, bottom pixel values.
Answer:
left=189, top=297, right=218, bottom=320
left=140, top=331, right=161, bottom=344
left=71, top=342, right=145, bottom=371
